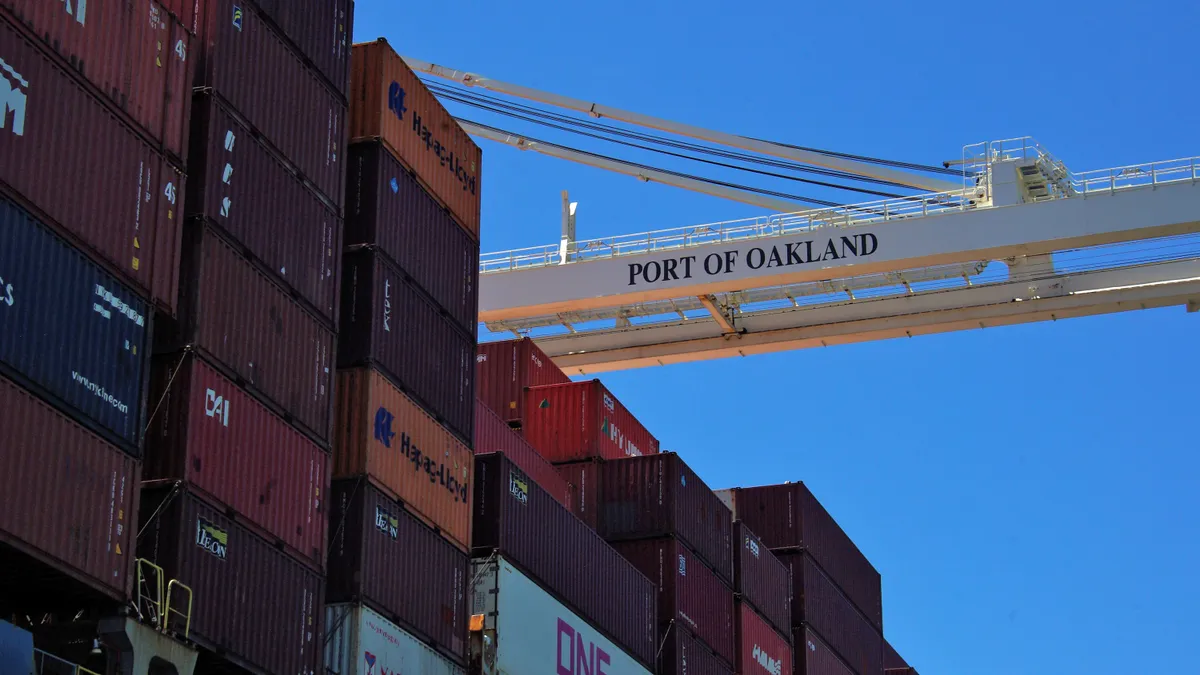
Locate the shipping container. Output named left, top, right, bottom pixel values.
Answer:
left=472, top=453, right=656, bottom=668
left=658, top=624, right=734, bottom=675
left=334, top=368, right=473, bottom=551
left=166, top=223, right=335, bottom=444
left=794, top=628, right=855, bottom=675
left=885, top=669, right=918, bottom=675
left=521, top=381, right=659, bottom=463
left=0, top=197, right=150, bottom=451
left=0, top=18, right=185, bottom=315
left=144, top=352, right=329, bottom=568
left=596, top=453, right=733, bottom=585
left=470, top=556, right=653, bottom=675
left=349, top=40, right=481, bottom=239
left=3, top=0, right=194, bottom=164
left=733, top=521, right=792, bottom=640
left=777, top=553, right=883, bottom=675
left=0, top=375, right=138, bottom=603
left=475, top=400, right=573, bottom=511
left=325, top=604, right=464, bottom=675
left=186, top=93, right=342, bottom=321
left=327, top=479, right=468, bottom=664
left=736, top=602, right=792, bottom=675
left=884, top=640, right=911, bottom=671
left=194, top=0, right=346, bottom=207
left=339, top=248, right=475, bottom=444
left=240, top=0, right=351, bottom=97
left=718, top=484, right=882, bottom=631
left=138, top=486, right=322, bottom=675
left=553, top=460, right=599, bottom=528
left=476, top=338, right=570, bottom=425
left=346, top=141, right=479, bottom=333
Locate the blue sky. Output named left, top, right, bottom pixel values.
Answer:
left=354, top=2, right=1198, bottom=673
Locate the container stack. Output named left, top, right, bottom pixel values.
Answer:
left=733, top=522, right=795, bottom=675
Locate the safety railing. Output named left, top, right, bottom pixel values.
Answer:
left=135, top=558, right=193, bottom=640
left=1073, top=156, right=1199, bottom=194
left=33, top=648, right=101, bottom=675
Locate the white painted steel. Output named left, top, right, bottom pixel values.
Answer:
left=324, top=604, right=464, bottom=675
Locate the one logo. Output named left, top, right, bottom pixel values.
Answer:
left=373, top=407, right=395, bottom=448
left=0, top=57, right=29, bottom=137
left=195, top=518, right=228, bottom=559
left=62, top=0, right=87, bottom=25
left=382, top=279, right=392, bottom=332
left=751, top=645, right=783, bottom=675
left=387, top=82, right=407, bottom=121
left=374, top=506, right=398, bottom=539
left=389, top=177, right=399, bottom=193
left=602, top=393, right=615, bottom=411
left=204, top=388, right=230, bottom=427
left=223, top=130, right=236, bottom=152
left=678, top=554, right=686, bottom=576
left=231, top=5, right=243, bottom=31
left=163, top=182, right=177, bottom=205
left=746, top=535, right=760, bottom=558
left=509, top=470, right=529, bottom=505
left=363, top=651, right=377, bottom=675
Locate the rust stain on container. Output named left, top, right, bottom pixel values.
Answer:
left=733, top=521, right=792, bottom=640
left=474, top=399, right=574, bottom=512
left=736, top=602, right=792, bottom=675
left=476, top=338, right=570, bottom=425
left=521, top=380, right=660, bottom=463
left=778, top=552, right=883, bottom=675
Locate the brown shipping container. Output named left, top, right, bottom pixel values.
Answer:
left=339, top=248, right=475, bottom=444
left=0, top=17, right=184, bottom=315
left=187, top=93, right=342, bottom=321
left=195, top=0, right=346, bottom=207
left=474, top=399, right=573, bottom=511
left=346, top=141, right=479, bottom=333
left=476, top=338, right=570, bottom=425
left=777, top=553, right=883, bottom=675
left=349, top=40, right=481, bottom=239
left=522, top=381, right=660, bottom=463
left=0, top=375, right=137, bottom=603
left=167, top=224, right=335, bottom=443
left=326, top=479, right=468, bottom=664
left=737, top=603, right=792, bottom=675
left=795, top=628, right=855, bottom=675
left=884, top=640, right=911, bottom=671
left=145, top=352, right=329, bottom=569
left=138, top=487, right=322, bottom=675
left=472, top=452, right=657, bottom=669
left=734, top=521, right=792, bottom=639
left=718, top=484, right=882, bottom=631
left=610, top=538, right=735, bottom=665
left=659, top=625, right=734, bottom=675
left=554, top=460, right=599, bottom=529
left=596, top=453, right=733, bottom=585
left=240, top=0, right=351, bottom=97
left=334, top=368, right=473, bottom=551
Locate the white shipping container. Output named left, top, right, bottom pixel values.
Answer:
left=472, top=557, right=654, bottom=675
left=325, top=604, right=466, bottom=675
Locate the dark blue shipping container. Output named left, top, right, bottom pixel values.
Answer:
left=0, top=197, right=149, bottom=452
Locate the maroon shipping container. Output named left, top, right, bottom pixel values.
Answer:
left=346, top=141, right=479, bottom=333
left=596, top=453, right=733, bottom=585
left=473, top=452, right=657, bottom=669
left=338, top=248, right=475, bottom=444
left=474, top=399, right=573, bottom=511
left=737, top=602, right=792, bottom=675
left=144, top=352, right=329, bottom=569
left=137, top=487, right=322, bottom=675
left=194, top=0, right=346, bottom=207
left=734, top=521, right=792, bottom=639
left=0, top=17, right=185, bottom=315
left=554, top=460, right=599, bottom=529
left=245, top=0, right=351, bottom=97
left=718, top=484, right=882, bottom=631
left=0, top=374, right=137, bottom=603
left=884, top=640, right=912, bottom=671
left=476, top=338, right=570, bottom=425
left=885, top=669, right=918, bottom=675
left=326, top=479, right=468, bottom=664
left=521, top=381, right=659, bottom=463
left=795, top=628, right=855, bottom=675
left=166, top=224, right=335, bottom=444
left=610, top=538, right=735, bottom=665
left=659, top=625, right=734, bottom=675
left=778, top=553, right=883, bottom=675
left=187, top=93, right=342, bottom=321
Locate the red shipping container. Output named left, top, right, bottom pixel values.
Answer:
left=659, top=625, right=734, bottom=675
left=194, top=0, right=346, bottom=207
left=737, top=602, right=792, bottom=675
left=718, top=484, right=882, bottom=631
left=144, top=352, right=329, bottom=569
left=0, top=17, right=185, bottom=315
left=3, top=0, right=194, bottom=164
left=240, top=0, right=351, bottom=97
left=186, top=93, right=342, bottom=321
left=138, top=486, right=322, bottom=675
left=777, top=553, right=883, bottom=675
left=795, top=628, right=855, bottom=675
left=596, top=453, right=733, bottom=585
left=521, top=381, right=659, bottom=463
left=553, top=460, right=599, bottom=528
left=734, top=521, right=792, bottom=640
left=474, top=399, right=573, bottom=511
left=884, top=640, right=912, bottom=671
left=0, top=375, right=137, bottom=604
left=610, top=538, right=735, bottom=665
left=476, top=338, right=570, bottom=425
left=326, top=479, right=468, bottom=664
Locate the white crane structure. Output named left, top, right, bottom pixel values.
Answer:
left=409, top=59, right=1200, bottom=375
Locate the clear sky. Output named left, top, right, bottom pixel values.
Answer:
left=353, top=2, right=1199, bottom=673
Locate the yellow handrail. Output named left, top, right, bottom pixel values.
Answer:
left=164, top=579, right=194, bottom=640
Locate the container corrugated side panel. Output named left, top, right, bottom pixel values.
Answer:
left=348, top=40, right=481, bottom=240
left=734, top=521, right=792, bottom=640
left=779, top=553, right=883, bottom=675
left=0, top=18, right=185, bottom=315
left=736, top=602, right=792, bottom=675
left=333, top=368, right=473, bottom=551
left=795, top=628, right=856, bottom=675
left=659, top=625, right=734, bottom=675
left=554, top=461, right=599, bottom=528
left=884, top=640, right=909, bottom=670
left=475, top=338, right=570, bottom=425
left=239, top=0, right=351, bottom=98
left=522, top=381, right=660, bottom=463
left=145, top=352, right=329, bottom=569
left=324, top=603, right=464, bottom=675
left=0, top=375, right=137, bottom=602
left=0, top=197, right=150, bottom=452
left=474, top=399, right=573, bottom=511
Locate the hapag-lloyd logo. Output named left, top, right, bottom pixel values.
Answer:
left=556, top=618, right=611, bottom=675
left=751, top=644, right=783, bottom=675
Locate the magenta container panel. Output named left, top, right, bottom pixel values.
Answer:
left=476, top=338, right=570, bottom=425
left=473, top=452, right=657, bottom=669
left=659, top=625, right=734, bottom=675
left=194, top=0, right=346, bottom=207
left=144, top=352, right=329, bottom=569
left=595, top=453, right=733, bottom=585
left=246, top=0, right=351, bottom=97
left=521, top=380, right=659, bottom=463
left=795, top=628, right=856, bottom=675
left=138, top=487, right=322, bottom=675
left=326, top=479, right=468, bottom=664
left=778, top=553, right=883, bottom=675
left=474, top=399, right=573, bottom=511
left=554, top=460, right=600, bottom=529
left=737, top=602, right=792, bottom=675
left=610, top=538, right=735, bottom=665
left=734, top=521, right=792, bottom=639
left=187, top=93, right=342, bottom=321
left=0, top=17, right=185, bottom=315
